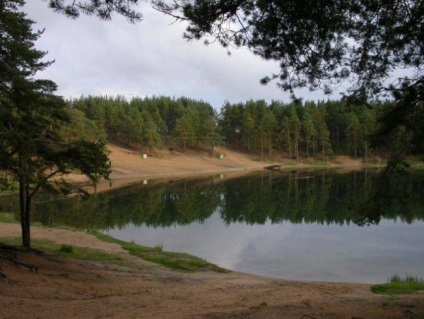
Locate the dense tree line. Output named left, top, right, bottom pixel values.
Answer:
left=68, top=95, right=413, bottom=161
left=219, top=99, right=392, bottom=160
left=70, top=96, right=222, bottom=155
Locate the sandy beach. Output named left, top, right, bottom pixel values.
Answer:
left=1, top=144, right=422, bottom=318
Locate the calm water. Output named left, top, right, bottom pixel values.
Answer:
left=5, top=169, right=424, bottom=283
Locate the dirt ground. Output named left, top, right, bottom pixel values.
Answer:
left=1, top=145, right=423, bottom=318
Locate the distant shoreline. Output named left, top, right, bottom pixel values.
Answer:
left=71, top=143, right=395, bottom=194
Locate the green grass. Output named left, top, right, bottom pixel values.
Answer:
left=0, top=237, right=140, bottom=269
left=0, top=212, right=17, bottom=223
left=371, top=274, right=424, bottom=295
left=0, top=221, right=228, bottom=273
left=93, top=231, right=228, bottom=273
left=59, top=244, right=74, bottom=253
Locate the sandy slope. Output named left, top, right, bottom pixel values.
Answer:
left=66, top=143, right=270, bottom=190
left=70, top=143, right=370, bottom=192
left=107, top=143, right=267, bottom=178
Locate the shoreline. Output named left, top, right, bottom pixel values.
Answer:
left=1, top=223, right=423, bottom=318
left=75, top=143, right=387, bottom=194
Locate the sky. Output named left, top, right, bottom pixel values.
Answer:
left=23, top=2, right=341, bottom=109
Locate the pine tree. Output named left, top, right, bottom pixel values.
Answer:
left=289, top=105, right=301, bottom=160
left=346, top=113, right=361, bottom=157
left=174, top=115, right=196, bottom=152
left=0, top=0, right=110, bottom=248
left=281, top=116, right=292, bottom=159
left=302, top=108, right=316, bottom=157
left=242, top=111, right=255, bottom=152
left=259, top=109, right=277, bottom=158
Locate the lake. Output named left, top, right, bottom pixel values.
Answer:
left=6, top=169, right=424, bottom=283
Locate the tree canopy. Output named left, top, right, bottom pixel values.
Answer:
left=46, top=0, right=143, bottom=22
left=151, top=1, right=422, bottom=99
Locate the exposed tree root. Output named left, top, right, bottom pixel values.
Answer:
left=0, top=244, right=40, bottom=278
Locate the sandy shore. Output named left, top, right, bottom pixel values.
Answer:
left=1, top=224, right=423, bottom=319
left=70, top=144, right=369, bottom=193
left=1, top=145, right=422, bottom=318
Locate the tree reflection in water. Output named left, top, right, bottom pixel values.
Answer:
left=1, top=170, right=422, bottom=230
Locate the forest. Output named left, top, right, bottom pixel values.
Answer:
left=68, top=95, right=407, bottom=161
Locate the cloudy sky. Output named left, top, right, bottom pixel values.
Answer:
left=23, top=2, right=340, bottom=108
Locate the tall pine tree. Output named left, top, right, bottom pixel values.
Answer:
left=0, top=0, right=110, bottom=248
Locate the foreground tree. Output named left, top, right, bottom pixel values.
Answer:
left=46, top=0, right=142, bottom=22
left=152, top=1, right=421, bottom=95
left=0, top=0, right=110, bottom=248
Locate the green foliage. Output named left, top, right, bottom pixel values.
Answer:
left=72, top=95, right=221, bottom=153
left=59, top=108, right=107, bottom=143
left=47, top=0, right=142, bottom=22
left=346, top=113, right=361, bottom=157
left=64, top=96, right=406, bottom=161
left=218, top=99, right=387, bottom=159
left=155, top=1, right=421, bottom=99
left=174, top=114, right=196, bottom=152
left=371, top=275, right=424, bottom=295
left=0, top=1, right=110, bottom=247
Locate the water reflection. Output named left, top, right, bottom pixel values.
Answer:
left=25, top=169, right=424, bottom=228
left=1, top=169, right=423, bottom=282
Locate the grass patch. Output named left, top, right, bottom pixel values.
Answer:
left=59, top=244, right=74, bottom=253
left=0, top=237, right=140, bottom=269
left=0, top=227, right=228, bottom=273
left=371, top=274, right=424, bottom=295
left=92, top=231, right=228, bottom=273
left=0, top=212, right=17, bottom=223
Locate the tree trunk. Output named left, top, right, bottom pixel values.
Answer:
left=354, top=138, right=357, bottom=157
left=268, top=138, right=272, bottom=158
left=261, top=141, right=264, bottom=159
left=295, top=138, right=299, bottom=161
left=364, top=143, right=368, bottom=163
left=287, top=131, right=291, bottom=159
left=336, top=126, right=339, bottom=150
left=18, top=169, right=31, bottom=248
